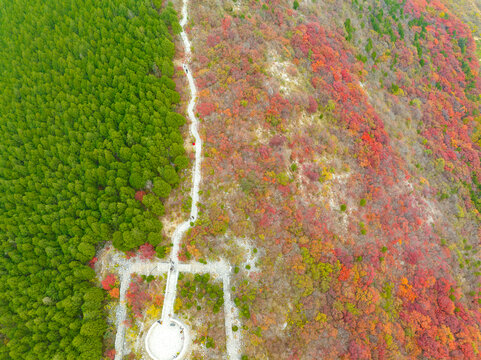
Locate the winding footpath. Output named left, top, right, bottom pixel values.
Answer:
left=113, top=0, right=241, bottom=358
left=160, top=0, right=201, bottom=322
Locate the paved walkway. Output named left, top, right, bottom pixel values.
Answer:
left=113, top=0, right=241, bottom=358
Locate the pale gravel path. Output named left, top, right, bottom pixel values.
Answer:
left=175, top=3, right=241, bottom=355
left=113, top=0, right=241, bottom=358
left=160, top=0, right=201, bottom=324
left=114, top=257, right=130, bottom=360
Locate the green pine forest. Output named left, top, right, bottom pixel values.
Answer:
left=0, top=0, right=186, bottom=358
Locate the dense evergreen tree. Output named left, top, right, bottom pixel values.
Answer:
left=0, top=0, right=186, bottom=358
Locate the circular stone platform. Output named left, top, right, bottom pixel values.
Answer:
left=145, top=319, right=189, bottom=360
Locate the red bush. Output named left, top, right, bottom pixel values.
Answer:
left=88, top=256, right=98, bottom=269
left=269, top=135, right=286, bottom=147
left=135, top=190, right=146, bottom=202
left=197, top=102, right=216, bottom=117
left=139, top=243, right=155, bottom=260
left=437, top=296, right=455, bottom=315
left=307, top=95, right=318, bottom=113
left=103, top=349, right=116, bottom=360
left=206, top=33, right=221, bottom=47
left=126, top=276, right=150, bottom=318
left=101, top=273, right=117, bottom=290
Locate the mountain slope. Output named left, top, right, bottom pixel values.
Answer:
left=181, top=0, right=481, bottom=358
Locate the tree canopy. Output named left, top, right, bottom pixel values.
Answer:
left=0, top=0, right=185, bottom=358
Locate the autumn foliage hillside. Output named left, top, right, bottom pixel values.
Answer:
left=178, top=0, right=481, bottom=358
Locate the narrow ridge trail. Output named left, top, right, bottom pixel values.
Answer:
left=157, top=1, right=242, bottom=357
left=114, top=0, right=242, bottom=358
left=160, top=0, right=201, bottom=323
